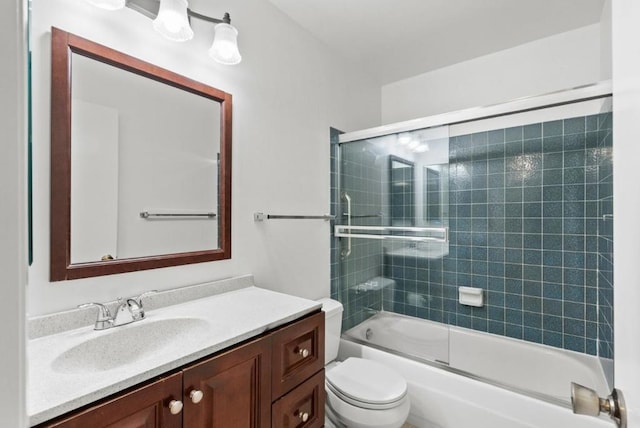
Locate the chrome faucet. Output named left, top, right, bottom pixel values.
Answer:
left=79, top=290, right=157, bottom=331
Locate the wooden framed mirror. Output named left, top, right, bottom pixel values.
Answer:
left=50, top=27, right=232, bottom=281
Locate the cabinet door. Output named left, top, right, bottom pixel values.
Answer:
left=182, top=336, right=271, bottom=428
left=40, top=372, right=183, bottom=428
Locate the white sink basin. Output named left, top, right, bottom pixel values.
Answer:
left=51, top=317, right=211, bottom=374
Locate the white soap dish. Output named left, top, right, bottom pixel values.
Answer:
left=459, top=286, right=483, bottom=307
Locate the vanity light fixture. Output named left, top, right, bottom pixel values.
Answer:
left=85, top=0, right=242, bottom=65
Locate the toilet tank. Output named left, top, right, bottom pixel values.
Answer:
left=318, top=298, right=343, bottom=363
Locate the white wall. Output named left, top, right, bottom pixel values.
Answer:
left=381, top=24, right=604, bottom=123
left=0, top=0, right=27, bottom=425
left=28, top=0, right=380, bottom=315
left=600, top=0, right=612, bottom=80
left=612, top=0, right=640, bottom=425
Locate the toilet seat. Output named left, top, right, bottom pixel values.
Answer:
left=326, top=358, right=408, bottom=410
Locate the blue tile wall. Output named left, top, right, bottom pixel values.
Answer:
left=596, top=114, right=614, bottom=359
left=380, top=113, right=613, bottom=356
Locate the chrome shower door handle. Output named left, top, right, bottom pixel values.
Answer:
left=340, top=192, right=352, bottom=258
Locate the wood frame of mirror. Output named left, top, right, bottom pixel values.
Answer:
left=50, top=27, right=232, bottom=281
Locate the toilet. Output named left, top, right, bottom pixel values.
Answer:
left=319, top=298, right=410, bottom=428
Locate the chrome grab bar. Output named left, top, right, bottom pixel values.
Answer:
left=341, top=192, right=352, bottom=258
left=253, top=213, right=335, bottom=221
left=335, top=225, right=449, bottom=243
left=140, top=211, right=216, bottom=219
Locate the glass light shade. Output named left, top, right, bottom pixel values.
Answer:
left=208, top=23, right=242, bottom=65
left=86, top=0, right=125, bottom=10
left=153, top=0, right=194, bottom=42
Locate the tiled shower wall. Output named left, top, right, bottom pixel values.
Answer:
left=382, top=113, right=612, bottom=355
left=332, top=113, right=614, bottom=357
left=597, top=114, right=614, bottom=359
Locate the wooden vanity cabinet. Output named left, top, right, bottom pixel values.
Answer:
left=182, top=336, right=271, bottom=428
left=36, top=311, right=325, bottom=428
left=40, top=372, right=183, bottom=428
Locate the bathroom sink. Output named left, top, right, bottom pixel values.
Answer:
left=51, top=317, right=211, bottom=374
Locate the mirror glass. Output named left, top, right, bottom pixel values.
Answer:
left=423, top=164, right=448, bottom=224
left=50, top=28, right=232, bottom=281
left=389, top=156, right=415, bottom=226
left=70, top=53, right=221, bottom=263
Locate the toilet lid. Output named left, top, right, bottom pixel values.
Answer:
left=326, top=358, right=407, bottom=407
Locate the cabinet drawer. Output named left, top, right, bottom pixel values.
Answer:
left=271, top=311, right=324, bottom=398
left=272, top=370, right=325, bottom=428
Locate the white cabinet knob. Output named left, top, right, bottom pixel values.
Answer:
left=298, top=348, right=310, bottom=358
left=298, top=411, right=309, bottom=422
left=190, top=389, right=204, bottom=404
left=168, top=400, right=183, bottom=415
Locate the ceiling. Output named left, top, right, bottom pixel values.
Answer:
left=269, top=0, right=606, bottom=85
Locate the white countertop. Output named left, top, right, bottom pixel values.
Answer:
left=27, top=284, right=320, bottom=426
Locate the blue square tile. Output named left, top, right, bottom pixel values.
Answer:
left=523, top=189, right=542, bottom=205
left=586, top=115, right=598, bottom=131
left=523, top=265, right=542, bottom=281
left=505, top=203, right=523, bottom=218
left=543, top=267, right=563, bottom=284
left=505, top=142, right=523, bottom=156
left=543, top=314, right=563, bottom=332
left=543, top=120, right=563, bottom=137
left=524, top=123, right=542, bottom=139
left=523, top=250, right=542, bottom=265
left=505, top=249, right=523, bottom=263
left=488, top=129, right=505, bottom=145
left=506, top=324, right=523, bottom=339
left=542, top=185, right=563, bottom=202
left=524, top=327, right=543, bottom=343
left=543, top=136, right=563, bottom=153
left=564, top=268, right=584, bottom=286
left=523, top=218, right=542, bottom=233
left=543, top=298, right=562, bottom=315
left=543, top=234, right=562, bottom=250
left=564, top=134, right=586, bottom=151
left=523, top=203, right=541, bottom=217
left=523, top=310, right=542, bottom=327
left=522, top=138, right=542, bottom=155
left=488, top=321, right=505, bottom=335
left=564, top=218, right=585, bottom=234
left=564, top=117, right=586, bottom=134
left=564, top=319, right=585, bottom=337
left=564, top=301, right=585, bottom=319
left=564, top=167, right=585, bottom=184
left=523, top=234, right=542, bottom=249
left=543, top=152, right=564, bottom=169
left=543, top=331, right=563, bottom=348
left=506, top=307, right=523, bottom=324
left=505, top=126, right=524, bottom=142
left=543, top=169, right=563, bottom=185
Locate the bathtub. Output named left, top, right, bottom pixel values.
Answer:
left=340, top=312, right=612, bottom=428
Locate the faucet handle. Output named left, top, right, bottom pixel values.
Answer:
left=78, top=302, right=113, bottom=330
left=131, top=290, right=158, bottom=320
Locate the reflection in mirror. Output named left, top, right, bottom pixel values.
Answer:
left=423, top=164, right=448, bottom=224
left=389, top=156, right=414, bottom=227
left=50, top=27, right=232, bottom=281
left=70, top=53, right=221, bottom=263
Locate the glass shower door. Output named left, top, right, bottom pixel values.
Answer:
left=333, top=125, right=451, bottom=362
